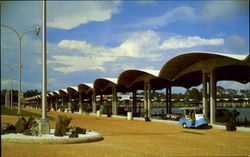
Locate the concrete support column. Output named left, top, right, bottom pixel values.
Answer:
left=202, top=72, right=208, bottom=120
left=166, top=87, right=169, bottom=114
left=112, top=86, right=117, bottom=115
left=132, top=90, right=137, bottom=114
left=169, top=86, right=172, bottom=114
left=55, top=97, right=58, bottom=111
left=79, top=92, right=82, bottom=114
left=210, top=71, right=216, bottom=124
left=100, top=94, right=103, bottom=114
left=61, top=95, right=64, bottom=112
left=147, top=81, right=151, bottom=118
left=50, top=97, right=53, bottom=111
left=92, top=90, right=96, bottom=113
left=39, top=99, right=42, bottom=109
left=144, top=81, right=148, bottom=119
left=68, top=94, right=72, bottom=113
left=5, top=91, right=9, bottom=108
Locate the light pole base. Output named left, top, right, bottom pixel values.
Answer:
left=39, top=119, right=50, bottom=135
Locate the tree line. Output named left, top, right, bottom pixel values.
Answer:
left=141, top=86, right=250, bottom=101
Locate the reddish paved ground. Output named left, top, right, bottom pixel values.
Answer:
left=1, top=108, right=250, bottom=157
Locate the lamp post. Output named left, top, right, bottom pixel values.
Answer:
left=38, top=0, right=50, bottom=135
left=41, top=0, right=47, bottom=121
left=1, top=62, right=18, bottom=110
left=1, top=24, right=40, bottom=115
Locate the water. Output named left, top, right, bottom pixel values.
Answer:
left=152, top=107, right=250, bottom=122
left=124, top=106, right=250, bottom=122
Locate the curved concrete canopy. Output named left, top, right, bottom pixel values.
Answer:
left=48, top=92, right=55, bottom=97
left=52, top=91, right=60, bottom=97
left=59, top=89, right=68, bottom=96
left=159, top=52, right=250, bottom=88
left=93, top=78, right=120, bottom=94
left=25, top=97, right=32, bottom=101
left=26, top=95, right=40, bottom=101
left=67, top=86, right=78, bottom=95
left=78, top=83, right=93, bottom=94
left=118, top=69, right=169, bottom=90
left=34, top=95, right=41, bottom=100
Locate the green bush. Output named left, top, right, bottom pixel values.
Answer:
left=223, top=109, right=240, bottom=131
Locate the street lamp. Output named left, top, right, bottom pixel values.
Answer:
left=1, top=24, right=40, bottom=115
left=1, top=62, right=18, bottom=110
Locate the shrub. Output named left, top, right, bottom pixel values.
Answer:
left=54, top=115, right=72, bottom=136
left=223, top=109, right=240, bottom=131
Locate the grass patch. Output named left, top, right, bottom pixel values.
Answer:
left=1, top=105, right=54, bottom=120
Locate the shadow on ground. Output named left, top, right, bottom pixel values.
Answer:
left=181, top=131, right=205, bottom=135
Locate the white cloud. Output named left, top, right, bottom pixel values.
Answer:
left=58, top=40, right=109, bottom=55
left=112, top=31, right=161, bottom=58
left=47, top=78, right=71, bottom=91
left=136, top=0, right=156, bottom=5
left=0, top=79, right=41, bottom=91
left=225, top=35, right=249, bottom=53
left=130, top=6, right=197, bottom=28
left=201, top=1, right=249, bottom=21
left=52, top=30, right=162, bottom=73
left=58, top=30, right=160, bottom=58
left=217, top=81, right=250, bottom=91
left=160, top=36, right=224, bottom=50
left=1, top=79, right=12, bottom=90
left=2, top=1, right=120, bottom=31
left=2, top=1, right=41, bottom=33
left=52, top=32, right=228, bottom=73
left=49, top=55, right=117, bottom=73
left=47, top=1, right=120, bottom=30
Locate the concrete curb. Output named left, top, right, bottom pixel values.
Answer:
left=1, top=131, right=104, bottom=144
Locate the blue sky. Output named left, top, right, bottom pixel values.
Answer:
left=1, top=0, right=249, bottom=93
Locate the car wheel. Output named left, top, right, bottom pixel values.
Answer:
left=182, top=123, right=187, bottom=128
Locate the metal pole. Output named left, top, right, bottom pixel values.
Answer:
left=17, top=37, right=22, bottom=115
left=1, top=24, right=39, bottom=115
left=41, top=0, right=47, bottom=121
left=10, top=68, right=13, bottom=110
left=1, top=63, right=15, bottom=110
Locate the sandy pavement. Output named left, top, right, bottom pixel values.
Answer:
left=1, top=108, right=250, bottom=157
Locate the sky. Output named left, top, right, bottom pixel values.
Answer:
left=1, top=0, right=249, bottom=94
